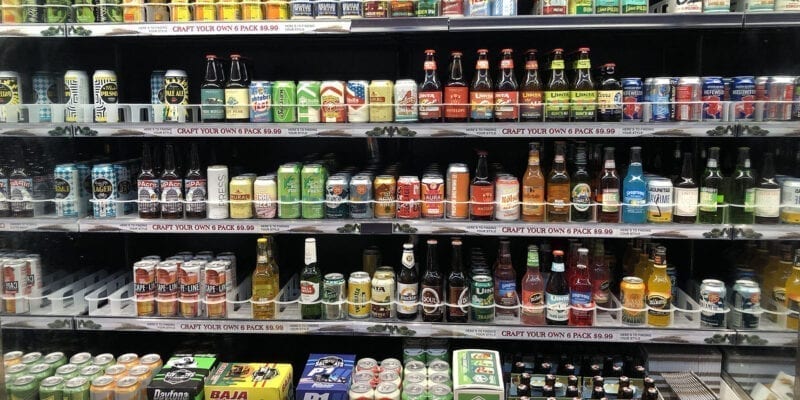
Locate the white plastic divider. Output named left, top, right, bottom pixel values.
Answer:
left=42, top=270, right=110, bottom=314
left=84, top=272, right=132, bottom=316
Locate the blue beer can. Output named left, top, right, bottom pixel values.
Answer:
left=731, top=76, right=756, bottom=121
left=54, top=164, right=81, bottom=217
left=250, top=81, right=273, bottom=123
left=622, top=77, right=643, bottom=121
left=650, top=77, right=671, bottom=122
left=701, top=76, right=725, bottom=120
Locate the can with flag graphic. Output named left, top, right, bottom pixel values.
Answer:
left=346, top=80, right=370, bottom=122
left=297, top=80, right=321, bottom=123
left=321, top=80, right=347, bottom=123
left=93, top=70, right=119, bottom=123
left=32, top=72, right=56, bottom=123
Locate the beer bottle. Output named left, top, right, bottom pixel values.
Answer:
left=470, top=151, right=494, bottom=220
left=494, top=240, right=518, bottom=317
left=570, top=47, right=597, bottom=121
left=521, top=245, right=545, bottom=325
left=252, top=237, right=280, bottom=320
left=300, top=238, right=322, bottom=320
left=9, top=147, right=32, bottom=218
left=225, top=54, right=250, bottom=123
left=397, top=243, right=419, bottom=321
left=444, top=51, right=469, bottom=123
left=520, top=49, right=543, bottom=122
left=730, top=147, right=755, bottom=224
left=673, top=152, right=699, bottom=224
left=421, top=239, right=444, bottom=322
left=545, top=250, right=569, bottom=325
left=597, top=63, right=622, bottom=122
left=669, top=142, right=682, bottom=183
left=137, top=143, right=160, bottom=219
left=544, top=49, right=569, bottom=122
left=0, top=159, right=9, bottom=218
left=522, top=142, right=545, bottom=222
left=698, top=147, right=724, bottom=224
left=160, top=144, right=183, bottom=219
left=494, top=49, right=519, bottom=122
left=547, top=142, right=570, bottom=222
left=755, top=153, right=780, bottom=224
left=646, top=246, right=672, bottom=327
left=447, top=239, right=468, bottom=323
left=201, top=54, right=225, bottom=123
left=570, top=143, right=593, bottom=222
left=598, top=147, right=620, bottom=223
left=590, top=241, right=611, bottom=307
left=184, top=143, right=207, bottom=219
left=419, top=49, right=443, bottom=122
left=622, top=146, right=647, bottom=224
left=470, top=49, right=494, bottom=122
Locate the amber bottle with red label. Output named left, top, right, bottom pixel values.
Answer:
left=470, top=49, right=494, bottom=122
left=419, top=49, right=443, bottom=122
left=521, top=49, right=544, bottom=122
left=445, top=51, right=469, bottom=122
left=470, top=151, right=494, bottom=220
left=494, top=48, right=519, bottom=122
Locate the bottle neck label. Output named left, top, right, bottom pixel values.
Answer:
left=525, top=60, right=538, bottom=70
left=550, top=60, right=565, bottom=70
left=476, top=60, right=489, bottom=70
left=424, top=61, right=437, bottom=71
left=500, top=59, right=513, bottom=69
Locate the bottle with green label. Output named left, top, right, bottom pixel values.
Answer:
left=595, top=0, right=620, bottom=13
left=622, top=0, right=648, bottom=13
left=569, top=47, right=596, bottom=122
left=698, top=147, right=724, bottom=224
left=201, top=54, right=225, bottom=123
left=730, top=147, right=755, bottom=224
left=544, top=48, right=569, bottom=122
left=300, top=238, right=322, bottom=320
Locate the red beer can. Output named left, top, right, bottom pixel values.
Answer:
left=397, top=176, right=421, bottom=219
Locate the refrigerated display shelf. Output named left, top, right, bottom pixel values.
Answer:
left=743, top=11, right=800, bottom=28
left=0, top=314, right=74, bottom=330
left=0, top=124, right=72, bottom=137
left=446, top=12, right=746, bottom=31
left=732, top=225, right=800, bottom=240
left=0, top=217, right=80, bottom=232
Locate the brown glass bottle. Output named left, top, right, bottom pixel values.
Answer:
left=160, top=144, right=183, bottom=219
left=522, top=142, right=546, bottom=222
left=673, top=152, right=699, bottom=224
left=201, top=54, right=225, bottom=123
left=184, top=143, right=207, bottom=219
left=444, top=51, right=469, bottom=123
left=137, top=143, right=160, bottom=219
left=493, top=240, right=518, bottom=317
left=547, top=142, right=570, bottom=222
left=419, top=49, right=443, bottom=122
left=470, top=151, right=494, bottom=220
left=570, top=47, right=597, bottom=122
left=421, top=239, right=444, bottom=322
left=544, top=49, right=569, bottom=122
left=521, top=49, right=543, bottom=122
left=494, top=49, right=519, bottom=122
left=470, top=49, right=494, bottom=122
left=570, top=143, right=593, bottom=222
left=599, top=147, right=620, bottom=222
left=597, top=63, right=622, bottom=122
left=397, top=243, right=419, bottom=320
left=224, top=54, right=250, bottom=123
left=447, top=239, right=468, bottom=323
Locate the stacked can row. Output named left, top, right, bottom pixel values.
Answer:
left=0, top=250, right=43, bottom=314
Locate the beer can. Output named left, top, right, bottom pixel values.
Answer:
left=21, top=352, right=41, bottom=367
left=32, top=72, right=57, bottom=123
left=312, top=0, right=336, bottom=15
left=675, top=76, right=701, bottom=121
left=446, top=163, right=470, bottom=219
left=731, top=76, right=756, bottom=121
left=6, top=364, right=26, bottom=383
left=701, top=76, right=724, bottom=121
left=250, top=81, right=273, bottom=123
left=322, top=272, right=346, bottom=320
left=356, top=358, right=379, bottom=373
left=39, top=375, right=65, bottom=399
left=404, top=361, right=425, bottom=376
left=91, top=163, right=117, bottom=218
left=375, top=382, right=400, bottom=400
left=0, top=0, right=23, bottom=22
left=54, top=164, right=81, bottom=217
left=421, top=173, right=445, bottom=219
left=348, top=271, right=371, bottom=318
left=193, top=0, right=215, bottom=19
left=297, top=80, right=322, bottom=123
left=793, top=76, right=800, bottom=120
left=622, top=77, right=643, bottom=122
left=104, top=365, right=127, bottom=379
left=700, top=279, right=726, bottom=328
left=55, top=364, right=79, bottom=380
left=492, top=0, right=515, bottom=15
left=205, top=262, right=227, bottom=318
left=254, top=175, right=278, bottom=219
left=397, top=175, right=421, bottom=219
left=470, top=273, right=494, bottom=322
left=112, top=162, right=132, bottom=216
left=20, top=0, right=40, bottom=22
left=371, top=267, right=395, bottom=319
left=349, top=383, right=375, bottom=400
left=374, top=175, right=397, bottom=219
left=0, top=71, right=22, bottom=123
left=98, top=0, right=123, bottom=21
left=649, top=77, right=671, bottom=122
left=731, top=279, right=760, bottom=329
left=346, top=80, right=370, bottom=122
left=379, top=371, right=402, bottom=388
left=150, top=70, right=166, bottom=106
left=179, top=261, right=204, bottom=318
left=90, top=375, right=115, bottom=399
left=43, top=352, right=67, bottom=371
left=156, top=261, right=179, bottom=317
left=21, top=254, right=42, bottom=309
left=207, top=165, right=229, bottom=220
left=63, top=377, right=90, bottom=400
left=350, top=174, right=374, bottom=219
left=301, top=163, right=327, bottom=219
left=766, top=76, right=795, bottom=121
left=122, top=0, right=145, bottom=22
left=163, top=70, right=189, bottom=122
left=114, top=376, right=140, bottom=400
left=9, top=375, right=37, bottom=400
left=467, top=0, right=490, bottom=15
left=363, top=0, right=388, bottom=16
left=495, top=174, right=520, bottom=221
left=229, top=176, right=254, bottom=219
left=369, top=80, right=394, bottom=122
left=325, top=174, right=350, bottom=219
left=3, top=259, right=30, bottom=314
left=647, top=177, right=673, bottom=223
left=394, top=79, right=419, bottom=122
left=92, top=70, right=119, bottom=123
left=272, top=81, right=297, bottom=123
left=241, top=0, right=263, bottom=19
left=127, top=366, right=151, bottom=399
left=79, top=365, right=104, bottom=382
left=290, top=0, right=314, bottom=18
left=320, top=80, right=347, bottom=123
left=620, top=276, right=646, bottom=325
left=65, top=70, right=90, bottom=123
left=381, top=359, right=402, bottom=375
left=278, top=163, right=302, bottom=219
left=780, top=178, right=800, bottom=224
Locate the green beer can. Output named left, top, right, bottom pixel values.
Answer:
left=470, top=273, right=495, bottom=322
left=78, top=365, right=103, bottom=382
left=297, top=81, right=321, bottom=123
left=43, top=352, right=68, bottom=372
left=429, top=385, right=453, bottom=400
left=29, top=364, right=52, bottom=385
left=402, top=384, right=427, bottom=400
left=62, top=377, right=90, bottom=400
left=301, top=163, right=328, bottom=219
left=39, top=376, right=65, bottom=400
left=72, top=0, right=95, bottom=22
left=6, top=364, right=28, bottom=383
left=45, top=0, right=71, bottom=22
left=9, top=375, right=38, bottom=400
left=272, top=81, right=297, bottom=123
left=54, top=364, right=79, bottom=380
left=278, top=163, right=302, bottom=219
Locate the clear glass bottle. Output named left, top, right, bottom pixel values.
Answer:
left=252, top=237, right=280, bottom=320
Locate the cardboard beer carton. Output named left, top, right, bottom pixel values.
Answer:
left=148, top=368, right=206, bottom=400
left=453, top=349, right=505, bottom=400
left=206, top=362, right=294, bottom=400
left=296, top=354, right=356, bottom=400
left=164, top=353, right=219, bottom=376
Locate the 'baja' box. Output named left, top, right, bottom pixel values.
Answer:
left=206, top=363, right=294, bottom=400
left=296, top=354, right=356, bottom=400
left=453, top=349, right=505, bottom=400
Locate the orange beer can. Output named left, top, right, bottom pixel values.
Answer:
left=156, top=261, right=179, bottom=317
left=133, top=261, right=157, bottom=317
left=446, top=163, right=469, bottom=219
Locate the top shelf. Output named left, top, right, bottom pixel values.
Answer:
left=4, top=12, right=800, bottom=38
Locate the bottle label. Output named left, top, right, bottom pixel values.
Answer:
left=224, top=88, right=250, bottom=120
left=300, top=280, right=320, bottom=303
left=569, top=90, right=597, bottom=121
left=397, top=282, right=418, bottom=315
left=201, top=88, right=225, bottom=121
left=160, top=179, right=183, bottom=215
left=444, top=86, right=469, bottom=119
left=773, top=287, right=786, bottom=304
left=419, top=91, right=443, bottom=121
left=545, top=292, right=569, bottom=321
left=571, top=182, right=592, bottom=212
left=548, top=184, right=570, bottom=214
left=699, top=187, right=718, bottom=212
left=138, top=178, right=160, bottom=214
left=476, top=60, right=489, bottom=70
left=470, top=91, right=494, bottom=120
left=424, top=61, right=437, bottom=70
left=185, top=178, right=207, bottom=214
left=522, top=289, right=544, bottom=314
left=500, top=59, right=513, bottom=69
left=448, top=285, right=468, bottom=317
left=550, top=60, right=565, bottom=70
left=570, top=291, right=592, bottom=306
left=601, top=189, right=619, bottom=212
left=646, top=293, right=671, bottom=317
left=544, top=91, right=569, bottom=120
left=522, top=184, right=545, bottom=217
left=594, top=281, right=610, bottom=304
left=470, top=184, right=494, bottom=217
left=597, top=89, right=622, bottom=114
left=575, top=59, right=591, bottom=69
left=496, top=279, right=517, bottom=307
left=674, top=187, right=699, bottom=217
left=520, top=90, right=543, bottom=120
left=525, top=60, right=538, bottom=70
left=744, top=188, right=755, bottom=212
left=494, top=91, right=519, bottom=120
left=421, top=284, right=442, bottom=315
left=9, top=178, right=33, bottom=212
left=755, top=188, right=780, bottom=217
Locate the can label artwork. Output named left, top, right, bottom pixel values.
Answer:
left=594, top=0, right=619, bottom=12
left=92, top=164, right=117, bottom=218
left=341, top=0, right=363, bottom=16
left=395, top=80, right=419, bottom=122
left=467, top=0, right=490, bottom=15
left=301, top=164, right=327, bottom=219
left=32, top=72, right=56, bottom=123
left=297, top=81, right=322, bottom=123
left=397, top=176, right=421, bottom=219
left=350, top=175, right=373, bottom=219
left=278, top=163, right=301, bottom=219
left=493, top=0, right=516, bottom=14
left=703, top=0, right=729, bottom=11
left=93, top=71, right=119, bottom=123
left=54, top=164, right=80, bottom=217
left=250, top=82, right=273, bottom=123
left=702, top=77, right=724, bottom=120
left=315, top=0, right=339, bottom=17
left=369, top=81, right=394, bottom=122
left=291, top=0, right=315, bottom=17
left=272, top=82, right=298, bottom=123
left=163, top=72, right=189, bottom=122
left=622, top=78, right=643, bottom=121
left=568, top=0, right=592, bottom=13
left=0, top=74, right=21, bottom=123
left=98, top=0, right=124, bottom=21
left=621, top=0, right=647, bottom=12
left=321, top=81, right=347, bottom=123
left=670, top=0, right=701, bottom=12
left=254, top=176, right=277, bottom=219
left=346, top=81, right=370, bottom=123
left=326, top=175, right=350, bottom=219
left=65, top=71, right=90, bottom=123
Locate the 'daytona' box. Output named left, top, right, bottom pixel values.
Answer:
left=453, top=349, right=505, bottom=400
left=206, top=363, right=294, bottom=400
left=148, top=368, right=206, bottom=400
left=164, top=353, right=219, bottom=376
left=296, top=354, right=356, bottom=400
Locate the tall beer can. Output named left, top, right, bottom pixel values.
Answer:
left=91, top=164, right=118, bottom=218
left=64, top=70, right=90, bottom=123
left=374, top=175, right=397, bottom=218
left=297, top=81, right=322, bottom=123
left=32, top=72, right=56, bottom=123
left=133, top=261, right=156, bottom=317
left=21, top=253, right=42, bottom=309
left=163, top=70, right=189, bottom=122
left=369, top=80, right=394, bottom=122
left=278, top=163, right=302, bottom=218
left=93, top=70, right=119, bottom=123
left=3, top=259, right=31, bottom=314
left=346, top=80, right=370, bottom=122
left=301, top=163, right=327, bottom=219
left=156, top=261, right=179, bottom=317
left=325, top=174, right=350, bottom=219
left=766, top=76, right=795, bottom=121
left=0, top=71, right=22, bottom=123
left=229, top=176, right=254, bottom=219
left=54, top=164, right=83, bottom=217
left=112, top=162, right=132, bottom=216
left=179, top=260, right=205, bottom=317
left=205, top=261, right=228, bottom=318
left=250, top=81, right=273, bottom=123
left=394, top=79, right=419, bottom=122
left=207, top=165, right=229, bottom=220
left=348, top=271, right=371, bottom=319
left=272, top=81, right=297, bottom=123
left=76, top=163, right=92, bottom=214
left=446, top=163, right=469, bottom=219
left=320, top=80, right=347, bottom=123
left=254, top=175, right=278, bottom=219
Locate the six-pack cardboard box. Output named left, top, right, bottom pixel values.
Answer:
left=206, top=362, right=294, bottom=400
left=296, top=354, right=356, bottom=400
left=453, top=349, right=505, bottom=400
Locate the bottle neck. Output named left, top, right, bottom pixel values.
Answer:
left=451, top=245, right=463, bottom=273
left=476, top=156, right=489, bottom=179
left=426, top=244, right=439, bottom=273
left=188, top=145, right=201, bottom=173
left=304, top=241, right=317, bottom=267
left=681, top=155, right=694, bottom=180
left=402, top=250, right=415, bottom=271
left=449, top=57, right=463, bottom=82
left=257, top=240, right=269, bottom=263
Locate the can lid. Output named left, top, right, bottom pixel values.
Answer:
left=12, top=375, right=36, bottom=386
left=30, top=363, right=51, bottom=373
left=41, top=376, right=65, bottom=387
left=91, top=375, right=115, bottom=387
left=7, top=364, right=27, bottom=373
left=65, top=377, right=89, bottom=388
left=56, top=364, right=78, bottom=374
left=129, top=365, right=152, bottom=376
left=105, top=365, right=127, bottom=375
left=116, top=376, right=139, bottom=388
